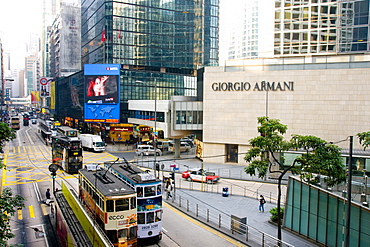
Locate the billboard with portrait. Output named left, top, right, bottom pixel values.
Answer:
left=85, top=75, right=118, bottom=104
left=84, top=64, right=120, bottom=123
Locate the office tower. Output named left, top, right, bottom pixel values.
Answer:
left=49, top=2, right=81, bottom=78
left=80, top=0, right=219, bottom=102
left=225, top=0, right=274, bottom=60
left=54, top=0, right=219, bottom=126
left=274, top=0, right=370, bottom=56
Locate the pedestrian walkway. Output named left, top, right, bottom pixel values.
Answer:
left=166, top=188, right=320, bottom=247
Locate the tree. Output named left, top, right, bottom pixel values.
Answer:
left=0, top=122, right=24, bottom=244
left=244, top=117, right=346, bottom=243
left=0, top=122, right=16, bottom=159
left=0, top=187, right=25, bottom=245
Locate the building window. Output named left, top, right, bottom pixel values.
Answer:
left=225, top=144, right=238, bottom=163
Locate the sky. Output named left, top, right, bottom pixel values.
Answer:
left=0, top=0, right=235, bottom=70
left=0, top=0, right=43, bottom=69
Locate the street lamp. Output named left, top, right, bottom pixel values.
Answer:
left=136, top=79, right=158, bottom=178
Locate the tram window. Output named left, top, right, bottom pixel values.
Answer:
left=137, top=187, right=143, bottom=197
left=138, top=213, right=145, bottom=224
left=118, top=228, right=127, bottom=241
left=155, top=210, right=162, bottom=222
left=116, top=198, right=129, bottom=211
left=130, top=197, right=136, bottom=209
left=157, top=184, right=162, bottom=195
left=106, top=230, right=118, bottom=244
left=129, top=226, right=137, bottom=240
left=144, top=186, right=156, bottom=197
left=106, top=200, right=114, bottom=212
left=147, top=212, right=154, bottom=224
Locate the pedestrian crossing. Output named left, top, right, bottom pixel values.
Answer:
left=4, top=144, right=51, bottom=154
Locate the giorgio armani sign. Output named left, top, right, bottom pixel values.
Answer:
left=212, top=81, right=294, bottom=91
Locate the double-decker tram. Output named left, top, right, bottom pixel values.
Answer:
left=79, top=168, right=138, bottom=246
left=105, top=159, right=163, bottom=244
left=56, top=126, right=79, bottom=140
left=51, top=134, right=83, bottom=174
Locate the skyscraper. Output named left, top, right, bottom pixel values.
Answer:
left=56, top=0, right=219, bottom=125
left=274, top=0, right=370, bottom=56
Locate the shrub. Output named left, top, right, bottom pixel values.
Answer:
left=269, top=207, right=284, bottom=223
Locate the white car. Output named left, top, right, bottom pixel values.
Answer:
left=135, top=145, right=162, bottom=156
left=168, top=142, right=191, bottom=152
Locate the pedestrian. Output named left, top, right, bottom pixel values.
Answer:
left=46, top=188, right=51, bottom=200
left=259, top=195, right=266, bottom=212
left=45, top=188, right=51, bottom=206
left=166, top=182, right=172, bottom=200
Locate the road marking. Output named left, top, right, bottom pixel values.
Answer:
left=17, top=209, right=23, bottom=220
left=164, top=202, right=246, bottom=247
left=29, top=205, right=35, bottom=218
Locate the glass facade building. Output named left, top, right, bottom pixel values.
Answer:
left=274, top=0, right=370, bottom=56
left=56, top=0, right=219, bottom=124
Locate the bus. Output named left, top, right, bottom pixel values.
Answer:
left=78, top=167, right=138, bottom=246
left=105, top=159, right=163, bottom=244
left=51, top=134, right=83, bottom=174
left=10, top=116, right=20, bottom=130
left=56, top=126, right=79, bottom=141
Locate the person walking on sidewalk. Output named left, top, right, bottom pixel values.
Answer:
left=45, top=188, right=52, bottom=206
left=259, top=195, right=266, bottom=212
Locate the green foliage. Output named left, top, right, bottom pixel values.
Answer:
left=358, top=131, right=370, bottom=150
left=269, top=207, right=284, bottom=223
left=0, top=187, right=25, bottom=245
left=244, top=117, right=346, bottom=186
left=0, top=122, right=16, bottom=169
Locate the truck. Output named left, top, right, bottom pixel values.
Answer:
left=79, top=134, right=105, bottom=152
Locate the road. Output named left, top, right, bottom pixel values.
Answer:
left=3, top=122, right=248, bottom=247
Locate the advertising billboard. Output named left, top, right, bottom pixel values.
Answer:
left=84, top=64, right=120, bottom=123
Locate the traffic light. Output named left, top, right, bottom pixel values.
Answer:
left=170, top=172, right=175, bottom=180
left=51, top=171, right=56, bottom=179
left=155, top=162, right=160, bottom=171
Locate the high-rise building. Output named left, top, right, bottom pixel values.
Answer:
left=55, top=0, right=219, bottom=127
left=225, top=0, right=274, bottom=60
left=25, top=53, right=38, bottom=96
left=49, top=2, right=81, bottom=78
left=274, top=0, right=370, bottom=56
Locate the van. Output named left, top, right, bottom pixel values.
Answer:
left=135, top=145, right=162, bottom=156
left=168, top=142, right=191, bottom=152
left=157, top=140, right=172, bottom=151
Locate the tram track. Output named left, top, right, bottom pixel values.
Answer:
left=16, top=124, right=79, bottom=193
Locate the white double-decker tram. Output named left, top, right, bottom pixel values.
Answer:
left=105, top=159, right=163, bottom=244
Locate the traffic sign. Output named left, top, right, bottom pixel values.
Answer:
left=40, top=78, right=48, bottom=85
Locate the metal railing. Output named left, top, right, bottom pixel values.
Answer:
left=168, top=194, right=293, bottom=247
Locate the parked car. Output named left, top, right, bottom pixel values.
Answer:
left=135, top=145, right=162, bottom=156
left=168, top=142, right=191, bottom=152
left=182, top=168, right=220, bottom=183
left=181, top=138, right=194, bottom=147
left=157, top=140, right=172, bottom=151
left=31, top=119, right=37, bottom=124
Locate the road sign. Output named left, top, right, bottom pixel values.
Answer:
left=170, top=164, right=176, bottom=168
left=40, top=78, right=48, bottom=85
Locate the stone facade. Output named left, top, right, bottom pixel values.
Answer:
left=203, top=59, right=370, bottom=164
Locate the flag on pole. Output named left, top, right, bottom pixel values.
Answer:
left=101, top=30, right=106, bottom=42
